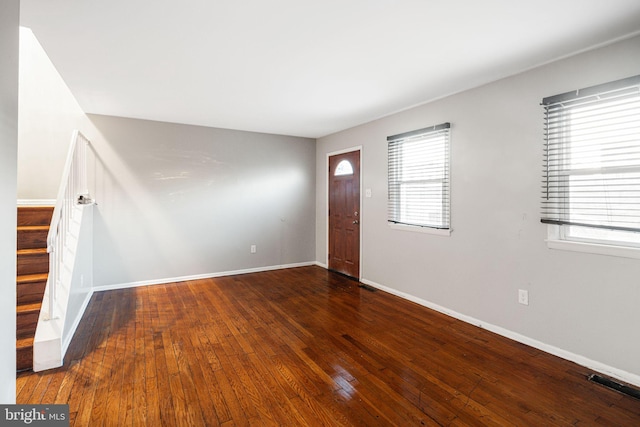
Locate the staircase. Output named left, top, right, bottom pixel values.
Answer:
left=16, top=206, right=53, bottom=372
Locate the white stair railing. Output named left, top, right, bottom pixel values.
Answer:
left=45, top=130, right=90, bottom=320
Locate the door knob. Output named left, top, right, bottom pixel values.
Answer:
left=353, top=220, right=359, bottom=224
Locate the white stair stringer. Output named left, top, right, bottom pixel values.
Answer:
left=33, top=203, right=94, bottom=372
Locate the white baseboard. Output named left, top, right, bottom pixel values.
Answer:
left=85, top=261, right=640, bottom=388
left=17, top=199, right=56, bottom=206
left=359, top=277, right=640, bottom=388
left=314, top=261, right=328, bottom=269
left=92, top=261, right=317, bottom=293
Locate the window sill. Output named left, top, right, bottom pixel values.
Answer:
left=389, top=223, right=452, bottom=236
left=545, top=239, right=640, bottom=260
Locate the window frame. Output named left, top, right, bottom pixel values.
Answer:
left=542, top=74, right=640, bottom=256
left=387, top=122, right=451, bottom=236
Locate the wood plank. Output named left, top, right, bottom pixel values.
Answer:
left=153, top=331, right=177, bottom=427
left=15, top=267, right=640, bottom=426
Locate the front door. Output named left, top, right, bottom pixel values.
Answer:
left=328, top=151, right=360, bottom=279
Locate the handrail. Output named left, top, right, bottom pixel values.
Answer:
left=45, top=130, right=90, bottom=320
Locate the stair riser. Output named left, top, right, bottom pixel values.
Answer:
left=17, top=253, right=49, bottom=276
left=17, top=207, right=54, bottom=227
left=16, top=345, right=33, bottom=372
left=17, top=228, right=49, bottom=250
left=17, top=312, right=39, bottom=337
left=17, top=281, right=47, bottom=305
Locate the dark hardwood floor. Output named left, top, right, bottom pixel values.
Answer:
left=16, top=266, right=640, bottom=426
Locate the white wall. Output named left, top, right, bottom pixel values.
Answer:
left=17, top=27, right=90, bottom=201
left=316, top=35, right=640, bottom=382
left=86, top=114, right=316, bottom=287
left=0, top=0, right=20, bottom=404
left=16, top=29, right=317, bottom=290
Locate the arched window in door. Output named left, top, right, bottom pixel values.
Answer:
left=334, top=160, right=354, bottom=176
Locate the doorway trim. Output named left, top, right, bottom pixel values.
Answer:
left=326, top=146, right=363, bottom=279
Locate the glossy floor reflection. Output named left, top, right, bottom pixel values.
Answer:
left=17, top=266, right=640, bottom=426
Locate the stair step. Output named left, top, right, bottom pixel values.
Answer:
left=17, top=302, right=41, bottom=337
left=17, top=273, right=48, bottom=305
left=17, top=225, right=49, bottom=250
left=17, top=273, right=48, bottom=284
left=17, top=301, right=42, bottom=315
left=17, top=248, right=49, bottom=276
left=17, top=206, right=54, bottom=226
left=17, top=318, right=39, bottom=338
left=17, top=336, right=34, bottom=348
left=16, top=336, right=34, bottom=372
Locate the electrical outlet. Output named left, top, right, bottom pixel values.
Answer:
left=250, top=245, right=257, bottom=254
left=518, top=289, right=529, bottom=306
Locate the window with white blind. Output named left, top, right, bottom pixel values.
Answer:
left=388, top=123, right=450, bottom=232
left=542, top=75, right=640, bottom=251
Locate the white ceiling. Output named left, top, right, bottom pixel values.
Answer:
left=20, top=0, right=640, bottom=138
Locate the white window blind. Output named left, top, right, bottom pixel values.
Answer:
left=388, top=122, right=450, bottom=229
left=541, top=75, right=640, bottom=238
